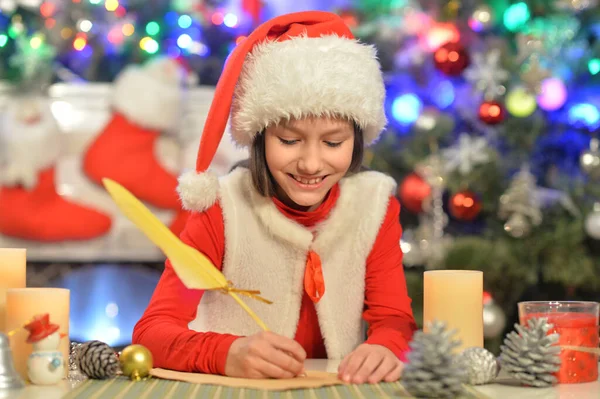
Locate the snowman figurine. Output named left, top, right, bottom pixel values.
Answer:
left=23, top=314, right=66, bottom=385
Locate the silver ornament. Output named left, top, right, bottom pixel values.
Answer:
left=414, top=108, right=454, bottom=135
left=68, top=342, right=87, bottom=383
left=469, top=5, right=495, bottom=32
left=484, top=301, right=507, bottom=339
left=580, top=138, right=600, bottom=180
left=504, top=213, right=530, bottom=238
left=414, top=108, right=441, bottom=134
left=584, top=203, right=600, bottom=240
left=456, top=347, right=500, bottom=385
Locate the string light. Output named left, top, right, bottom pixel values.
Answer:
left=105, top=0, right=119, bottom=12
left=73, top=37, right=87, bottom=51
left=589, top=59, right=600, bottom=75
left=140, top=36, right=159, bottom=53
left=189, top=41, right=209, bottom=56
left=108, top=27, right=124, bottom=45
left=78, top=20, right=93, bottom=32
left=61, top=28, right=74, bottom=39
left=145, top=21, right=160, bottom=36
left=503, top=2, right=530, bottom=32
left=177, top=33, right=192, bottom=49
left=223, top=13, right=238, bottom=28
left=178, top=15, right=192, bottom=29
left=115, top=5, right=126, bottom=17
left=211, top=12, right=224, bottom=25
left=40, top=2, right=56, bottom=18
left=30, top=34, right=44, bottom=49
left=122, top=23, right=135, bottom=36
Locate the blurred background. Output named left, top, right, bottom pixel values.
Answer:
left=0, top=0, right=599, bottom=353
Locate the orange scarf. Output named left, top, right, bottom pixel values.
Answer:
left=272, top=184, right=339, bottom=303
left=304, top=250, right=325, bottom=303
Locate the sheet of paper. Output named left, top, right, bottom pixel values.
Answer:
left=150, top=368, right=345, bottom=390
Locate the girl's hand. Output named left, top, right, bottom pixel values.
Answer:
left=225, top=331, right=306, bottom=379
left=338, top=344, right=403, bottom=384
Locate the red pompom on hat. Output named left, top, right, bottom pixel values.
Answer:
left=177, top=11, right=388, bottom=212
left=23, top=314, right=60, bottom=344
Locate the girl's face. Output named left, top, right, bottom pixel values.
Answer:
left=265, top=117, right=355, bottom=211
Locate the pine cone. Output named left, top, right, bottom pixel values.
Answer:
left=402, top=321, right=467, bottom=398
left=455, top=347, right=500, bottom=385
left=77, top=340, right=120, bottom=379
left=499, top=318, right=561, bottom=387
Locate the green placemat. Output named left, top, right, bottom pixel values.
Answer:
left=63, top=377, right=486, bottom=399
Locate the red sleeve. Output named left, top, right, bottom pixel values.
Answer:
left=132, top=203, right=240, bottom=375
left=363, top=196, right=417, bottom=362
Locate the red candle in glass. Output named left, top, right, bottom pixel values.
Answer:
left=519, top=302, right=599, bottom=384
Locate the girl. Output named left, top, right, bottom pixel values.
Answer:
left=133, top=10, right=417, bottom=385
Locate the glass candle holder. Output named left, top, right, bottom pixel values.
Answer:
left=518, top=301, right=599, bottom=384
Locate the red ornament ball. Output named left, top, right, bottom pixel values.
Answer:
left=478, top=100, right=505, bottom=125
left=434, top=42, right=470, bottom=76
left=398, top=173, right=431, bottom=214
left=449, top=191, right=482, bottom=221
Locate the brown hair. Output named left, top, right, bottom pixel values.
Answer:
left=233, top=121, right=365, bottom=197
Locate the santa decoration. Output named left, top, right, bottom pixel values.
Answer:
left=0, top=96, right=112, bottom=241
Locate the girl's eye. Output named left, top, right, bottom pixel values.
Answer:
left=278, top=138, right=298, bottom=145
left=325, top=141, right=342, bottom=148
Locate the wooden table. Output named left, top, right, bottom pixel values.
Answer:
left=9, top=360, right=600, bottom=399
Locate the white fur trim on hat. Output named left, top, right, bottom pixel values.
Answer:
left=231, top=34, right=387, bottom=147
left=177, top=170, right=220, bottom=211
left=112, top=60, right=184, bottom=132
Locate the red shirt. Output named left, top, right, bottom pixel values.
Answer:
left=132, top=184, right=416, bottom=375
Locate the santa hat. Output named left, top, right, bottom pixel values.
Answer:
left=23, top=314, right=60, bottom=344
left=178, top=10, right=387, bottom=212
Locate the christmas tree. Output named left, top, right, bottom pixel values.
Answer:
left=346, top=0, right=600, bottom=345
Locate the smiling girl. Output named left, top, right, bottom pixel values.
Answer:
left=133, top=11, right=417, bottom=385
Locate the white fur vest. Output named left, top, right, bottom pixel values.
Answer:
left=188, top=167, right=396, bottom=359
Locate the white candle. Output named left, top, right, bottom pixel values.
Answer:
left=423, top=270, right=483, bottom=352
left=6, top=288, right=70, bottom=379
left=0, top=248, right=27, bottom=332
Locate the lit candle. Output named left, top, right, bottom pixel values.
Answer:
left=423, top=270, right=483, bottom=352
left=6, top=288, right=70, bottom=379
left=0, top=248, right=27, bottom=332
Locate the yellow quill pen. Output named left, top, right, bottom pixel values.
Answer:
left=102, top=178, right=271, bottom=332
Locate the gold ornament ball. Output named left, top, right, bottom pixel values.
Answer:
left=119, top=344, right=153, bottom=381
